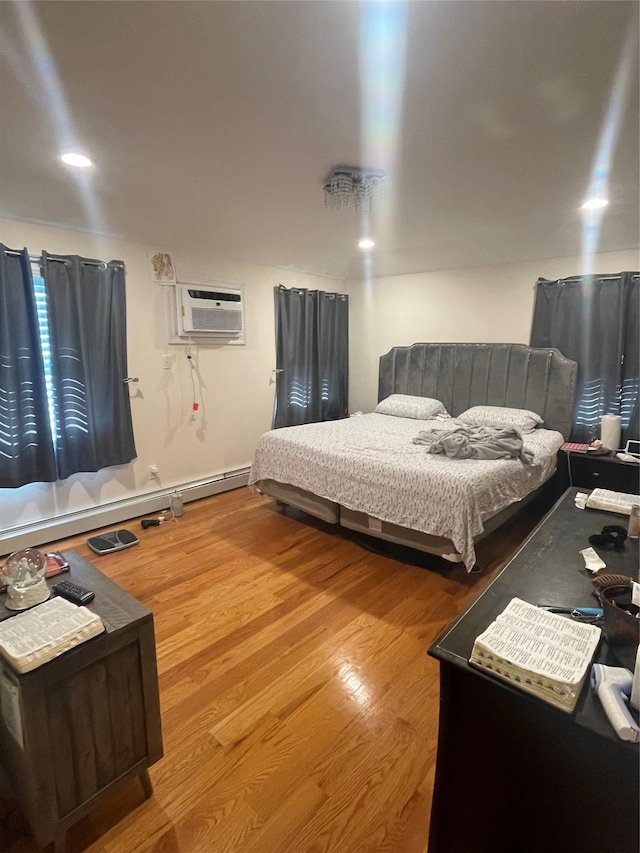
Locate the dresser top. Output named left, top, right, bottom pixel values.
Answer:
left=429, top=487, right=639, bottom=744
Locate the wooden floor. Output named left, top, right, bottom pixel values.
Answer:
left=2, top=486, right=553, bottom=853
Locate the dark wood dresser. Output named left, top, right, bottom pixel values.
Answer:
left=0, top=551, right=162, bottom=853
left=428, top=488, right=639, bottom=853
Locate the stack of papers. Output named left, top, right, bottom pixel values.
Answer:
left=0, top=597, right=104, bottom=674
left=470, top=598, right=601, bottom=712
left=585, top=489, right=638, bottom=515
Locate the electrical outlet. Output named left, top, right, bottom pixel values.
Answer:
left=162, top=354, right=172, bottom=369
left=148, top=464, right=159, bottom=479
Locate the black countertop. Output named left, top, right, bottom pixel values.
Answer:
left=429, top=487, right=639, bottom=745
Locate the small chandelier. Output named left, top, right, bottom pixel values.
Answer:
left=323, top=166, right=386, bottom=214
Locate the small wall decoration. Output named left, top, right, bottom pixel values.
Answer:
left=149, top=251, right=176, bottom=283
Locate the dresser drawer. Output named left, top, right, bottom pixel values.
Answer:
left=566, top=452, right=640, bottom=494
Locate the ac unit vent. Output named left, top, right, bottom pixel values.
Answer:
left=177, top=283, right=244, bottom=337
left=192, top=306, right=243, bottom=333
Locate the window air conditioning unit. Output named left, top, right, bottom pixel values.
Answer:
left=176, top=283, right=244, bottom=336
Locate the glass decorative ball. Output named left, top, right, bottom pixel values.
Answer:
left=2, top=548, right=50, bottom=610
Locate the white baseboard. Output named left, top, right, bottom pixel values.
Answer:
left=2, top=470, right=250, bottom=555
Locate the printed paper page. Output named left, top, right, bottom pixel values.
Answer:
left=0, top=598, right=103, bottom=660
left=497, top=598, right=601, bottom=653
left=474, top=598, right=601, bottom=685
left=585, top=489, right=637, bottom=515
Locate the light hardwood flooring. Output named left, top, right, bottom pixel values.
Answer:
left=3, top=486, right=553, bottom=853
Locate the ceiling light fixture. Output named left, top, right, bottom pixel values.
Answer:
left=324, top=166, right=385, bottom=214
left=358, top=238, right=375, bottom=250
left=60, top=152, right=93, bottom=168
left=581, top=197, right=609, bottom=211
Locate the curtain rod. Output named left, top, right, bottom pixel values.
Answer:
left=3, top=250, right=51, bottom=263
left=278, top=284, right=347, bottom=298
left=552, top=273, right=640, bottom=283
left=2, top=249, right=122, bottom=269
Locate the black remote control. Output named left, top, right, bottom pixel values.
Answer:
left=52, top=580, right=95, bottom=606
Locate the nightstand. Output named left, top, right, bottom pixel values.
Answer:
left=561, top=450, right=640, bottom=494
left=0, top=552, right=162, bottom=853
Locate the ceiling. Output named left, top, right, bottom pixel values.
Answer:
left=1, top=1, right=638, bottom=280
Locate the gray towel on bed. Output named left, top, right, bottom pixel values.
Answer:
left=413, top=423, right=534, bottom=465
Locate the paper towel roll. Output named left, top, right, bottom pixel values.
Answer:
left=601, top=414, right=622, bottom=451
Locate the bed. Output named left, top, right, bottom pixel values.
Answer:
left=250, top=343, right=577, bottom=570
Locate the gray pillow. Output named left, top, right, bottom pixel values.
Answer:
left=458, top=405, right=543, bottom=433
left=375, top=394, right=448, bottom=419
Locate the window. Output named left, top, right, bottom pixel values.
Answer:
left=575, top=374, right=639, bottom=435
left=0, top=246, right=137, bottom=488
left=273, top=286, right=349, bottom=429
left=32, top=269, right=57, bottom=441
left=530, top=271, right=639, bottom=444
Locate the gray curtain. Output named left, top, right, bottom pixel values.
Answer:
left=43, top=253, right=137, bottom=479
left=273, top=285, right=349, bottom=428
left=0, top=245, right=57, bottom=487
left=530, top=271, right=639, bottom=444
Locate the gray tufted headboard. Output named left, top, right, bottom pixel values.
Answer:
left=378, top=343, right=577, bottom=437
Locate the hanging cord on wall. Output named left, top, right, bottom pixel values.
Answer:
left=566, top=451, right=573, bottom=487
left=185, top=342, right=199, bottom=421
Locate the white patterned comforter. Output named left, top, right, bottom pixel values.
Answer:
left=249, top=413, right=564, bottom=571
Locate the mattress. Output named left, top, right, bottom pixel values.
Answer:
left=249, top=413, right=565, bottom=570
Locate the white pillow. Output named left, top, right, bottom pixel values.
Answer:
left=458, top=405, right=543, bottom=433
left=375, top=394, right=447, bottom=420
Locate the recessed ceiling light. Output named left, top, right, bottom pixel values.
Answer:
left=358, top=238, right=375, bottom=250
left=60, top=152, right=93, bottom=168
left=581, top=197, right=609, bottom=211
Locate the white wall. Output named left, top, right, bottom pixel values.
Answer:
left=348, top=248, right=640, bottom=414
left=0, top=218, right=346, bottom=534
left=3, top=219, right=638, bottom=538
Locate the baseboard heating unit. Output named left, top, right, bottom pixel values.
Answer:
left=1, top=469, right=250, bottom=555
